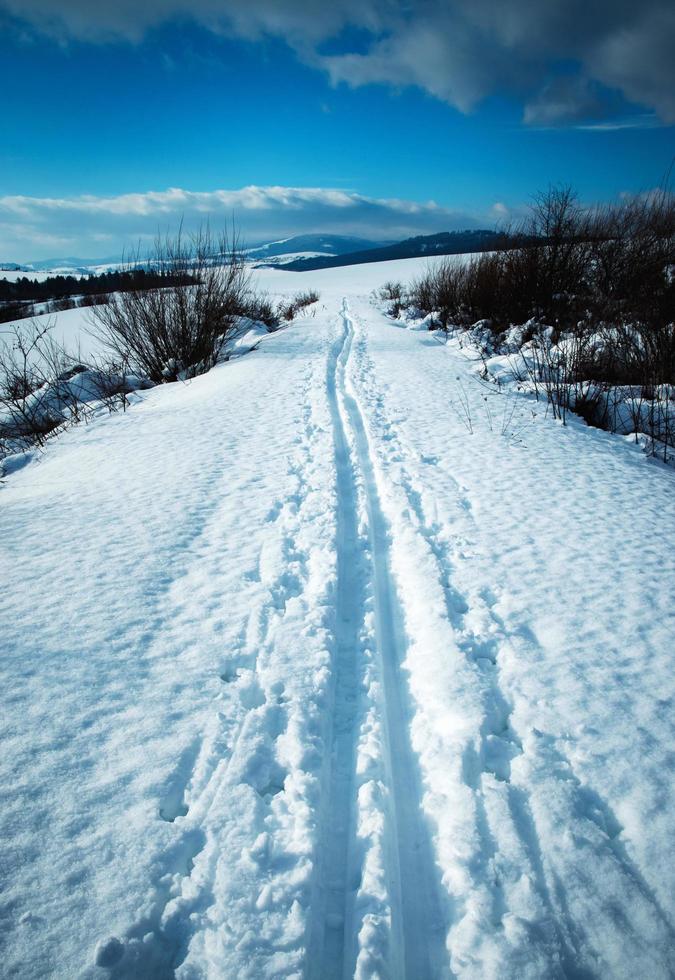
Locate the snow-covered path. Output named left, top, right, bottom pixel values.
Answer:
left=1, top=282, right=674, bottom=979
left=311, top=302, right=448, bottom=980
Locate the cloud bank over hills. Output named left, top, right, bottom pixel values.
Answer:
left=0, top=185, right=487, bottom=261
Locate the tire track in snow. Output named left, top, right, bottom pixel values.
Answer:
left=325, top=300, right=448, bottom=978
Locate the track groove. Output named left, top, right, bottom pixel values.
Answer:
left=336, top=300, right=448, bottom=979
left=308, top=312, right=366, bottom=979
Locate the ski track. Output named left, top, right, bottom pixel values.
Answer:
left=308, top=303, right=451, bottom=980
left=136, top=300, right=454, bottom=980
left=337, top=302, right=450, bottom=979
left=305, top=312, right=364, bottom=980
left=100, top=302, right=452, bottom=980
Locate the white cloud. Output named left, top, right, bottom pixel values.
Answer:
left=574, top=115, right=662, bottom=132
left=0, top=185, right=483, bottom=261
left=2, top=0, right=674, bottom=123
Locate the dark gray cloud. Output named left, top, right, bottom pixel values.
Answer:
left=0, top=185, right=484, bottom=261
left=523, top=77, right=618, bottom=127
left=2, top=0, right=674, bottom=123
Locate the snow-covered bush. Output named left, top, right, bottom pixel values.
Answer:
left=277, top=289, right=320, bottom=321
left=0, top=320, right=147, bottom=460
left=242, top=293, right=279, bottom=330
left=379, top=281, right=407, bottom=317
left=408, top=185, right=673, bottom=336
left=398, top=184, right=674, bottom=459
left=473, top=322, right=674, bottom=461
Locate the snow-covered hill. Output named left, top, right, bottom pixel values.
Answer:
left=245, top=234, right=389, bottom=263
left=1, top=260, right=674, bottom=979
left=0, top=235, right=392, bottom=280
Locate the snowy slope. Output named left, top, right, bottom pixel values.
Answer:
left=1, top=264, right=674, bottom=979
left=252, top=255, right=442, bottom=300
left=6, top=304, right=105, bottom=360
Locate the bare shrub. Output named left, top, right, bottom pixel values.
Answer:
left=0, top=320, right=150, bottom=459
left=411, top=184, right=672, bottom=340
left=78, top=293, right=110, bottom=308
left=406, top=184, right=674, bottom=442
left=51, top=297, right=76, bottom=313
left=587, top=188, right=675, bottom=331
left=277, top=289, right=320, bottom=321
left=411, top=259, right=468, bottom=329
left=90, top=227, right=251, bottom=383
left=242, top=294, right=279, bottom=330
left=0, top=301, right=35, bottom=324
left=380, top=281, right=406, bottom=317
left=0, top=321, right=78, bottom=447
left=448, top=377, right=474, bottom=433
left=508, top=184, right=674, bottom=332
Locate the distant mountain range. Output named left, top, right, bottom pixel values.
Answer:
left=276, top=230, right=504, bottom=271
left=4, top=230, right=504, bottom=277
left=245, top=234, right=392, bottom=260
left=13, top=255, right=124, bottom=273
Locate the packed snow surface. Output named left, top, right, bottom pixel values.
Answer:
left=1, top=259, right=674, bottom=979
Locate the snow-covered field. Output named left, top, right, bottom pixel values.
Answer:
left=1, top=258, right=674, bottom=979
left=0, top=304, right=104, bottom=360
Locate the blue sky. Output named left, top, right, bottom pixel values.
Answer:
left=1, top=1, right=674, bottom=260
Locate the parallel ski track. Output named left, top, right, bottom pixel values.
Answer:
left=312, top=301, right=448, bottom=979
left=308, top=309, right=366, bottom=980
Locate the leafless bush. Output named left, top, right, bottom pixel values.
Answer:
left=0, top=301, right=35, bottom=324
left=90, top=227, right=251, bottom=383
left=528, top=325, right=589, bottom=423
left=410, top=184, right=673, bottom=339
left=78, top=293, right=110, bottom=308
left=50, top=297, right=75, bottom=313
left=380, top=281, right=406, bottom=317
left=439, top=186, right=596, bottom=329
left=407, top=184, right=673, bottom=424
left=0, top=321, right=75, bottom=447
left=0, top=321, right=146, bottom=459
left=412, top=251, right=530, bottom=330
left=241, top=294, right=279, bottom=330
left=411, top=259, right=465, bottom=329
left=277, top=289, right=320, bottom=321
left=448, top=376, right=474, bottom=433
left=587, top=187, right=674, bottom=331
left=0, top=321, right=100, bottom=446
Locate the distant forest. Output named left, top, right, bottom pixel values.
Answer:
left=1, top=268, right=194, bottom=303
